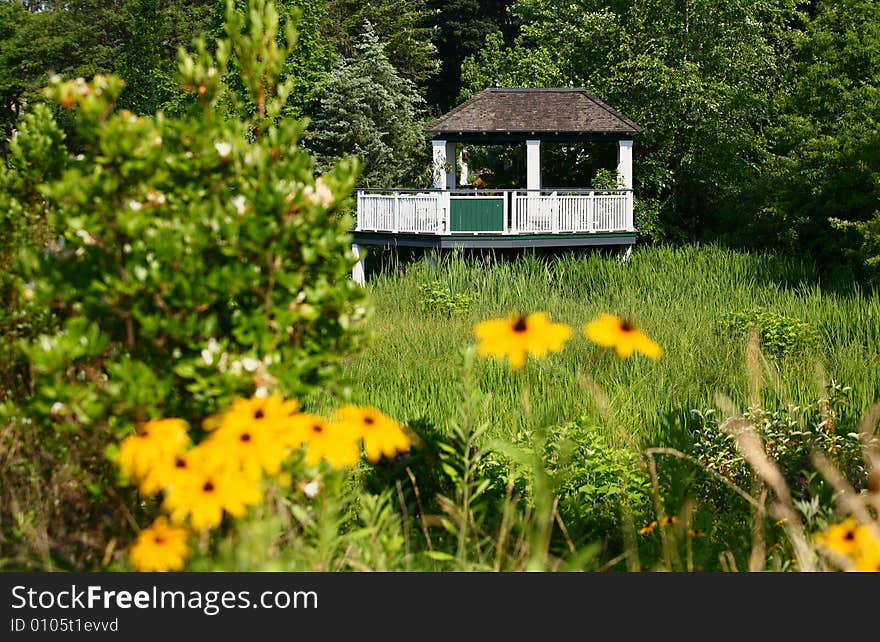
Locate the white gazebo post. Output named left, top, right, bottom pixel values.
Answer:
left=526, top=139, right=541, bottom=191
left=445, top=141, right=457, bottom=189
left=432, top=139, right=448, bottom=189
left=458, top=146, right=469, bottom=186
left=351, top=243, right=365, bottom=287
left=617, top=139, right=634, bottom=230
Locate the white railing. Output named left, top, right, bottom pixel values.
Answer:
left=356, top=192, right=445, bottom=233
left=355, top=189, right=634, bottom=235
left=510, top=191, right=633, bottom=234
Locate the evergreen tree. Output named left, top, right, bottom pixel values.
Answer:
left=306, top=21, right=429, bottom=188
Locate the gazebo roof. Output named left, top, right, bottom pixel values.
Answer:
left=426, top=88, right=642, bottom=142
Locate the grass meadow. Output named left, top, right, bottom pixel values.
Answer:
left=322, top=244, right=880, bottom=449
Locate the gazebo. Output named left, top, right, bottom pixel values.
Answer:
left=351, top=88, right=642, bottom=285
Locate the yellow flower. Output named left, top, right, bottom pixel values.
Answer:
left=852, top=540, right=880, bottom=572
left=584, top=314, right=662, bottom=359
left=293, top=414, right=361, bottom=470
left=814, top=518, right=863, bottom=558
left=138, top=449, right=198, bottom=497
left=660, top=516, right=678, bottom=527
left=474, top=312, right=572, bottom=368
left=162, top=455, right=262, bottom=531
left=205, top=395, right=299, bottom=433
left=334, top=405, right=411, bottom=462
left=129, top=517, right=189, bottom=572
left=117, top=418, right=190, bottom=482
left=638, top=521, right=657, bottom=535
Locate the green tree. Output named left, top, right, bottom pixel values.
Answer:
left=426, top=0, right=516, bottom=111
left=306, top=21, right=430, bottom=188
left=462, top=0, right=800, bottom=243
left=115, top=0, right=216, bottom=115
left=323, top=0, right=439, bottom=86
left=763, top=0, right=880, bottom=273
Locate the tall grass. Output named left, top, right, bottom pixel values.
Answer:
left=315, top=244, right=880, bottom=450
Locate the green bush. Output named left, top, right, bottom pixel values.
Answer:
left=1, top=0, right=368, bottom=570
left=417, top=281, right=475, bottom=317
left=690, top=381, right=867, bottom=500
left=720, top=306, right=819, bottom=357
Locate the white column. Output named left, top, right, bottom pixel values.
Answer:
left=432, top=140, right=447, bottom=189
left=458, top=146, right=469, bottom=186
left=445, top=141, right=457, bottom=189
left=617, top=139, right=633, bottom=190
left=526, top=140, right=541, bottom=191
left=351, top=243, right=365, bottom=287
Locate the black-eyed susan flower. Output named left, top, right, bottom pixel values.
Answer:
left=128, top=517, right=190, bottom=572
left=814, top=518, right=862, bottom=558
left=292, top=415, right=361, bottom=470
left=138, top=449, right=198, bottom=497
left=660, top=516, right=678, bottom=527
left=474, top=312, right=572, bottom=369
left=853, top=540, right=880, bottom=572
left=162, top=455, right=262, bottom=531
left=583, top=314, right=662, bottom=359
left=204, top=395, right=300, bottom=434
left=117, top=418, right=191, bottom=483
left=334, top=405, right=410, bottom=463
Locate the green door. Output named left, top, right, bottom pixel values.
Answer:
left=450, top=197, right=504, bottom=232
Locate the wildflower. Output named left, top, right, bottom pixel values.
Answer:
left=814, top=518, right=862, bottom=558
left=117, top=418, right=190, bottom=483
left=474, top=312, right=572, bottom=369
left=584, top=314, right=662, bottom=359
left=334, top=405, right=411, bottom=462
left=638, top=521, right=657, bottom=535
left=129, top=517, right=190, bottom=572
left=162, top=456, right=262, bottom=531
left=687, top=529, right=706, bottom=538
left=660, top=516, right=678, bottom=527
left=852, top=541, right=880, bottom=572
left=201, top=396, right=298, bottom=479
left=294, top=415, right=360, bottom=470
left=138, top=449, right=198, bottom=497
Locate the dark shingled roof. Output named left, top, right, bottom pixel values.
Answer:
left=426, top=88, right=642, bottom=137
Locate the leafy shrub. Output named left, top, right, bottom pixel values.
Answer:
left=720, top=306, right=819, bottom=357
left=690, top=381, right=867, bottom=501
left=591, top=167, right=622, bottom=190
left=544, top=420, right=652, bottom=549
left=417, top=281, right=475, bottom=317
left=1, top=0, right=368, bottom=570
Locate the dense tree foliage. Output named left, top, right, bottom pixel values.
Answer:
left=426, top=0, right=516, bottom=111
left=763, top=0, right=880, bottom=271
left=2, top=0, right=880, bottom=275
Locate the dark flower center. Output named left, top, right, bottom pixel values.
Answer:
left=154, top=536, right=165, bottom=545
left=620, top=320, right=635, bottom=332
left=312, top=424, right=323, bottom=434
left=844, top=530, right=856, bottom=541
left=174, top=457, right=187, bottom=469
left=202, top=481, right=215, bottom=493
left=254, top=408, right=265, bottom=419
left=364, top=416, right=375, bottom=426
left=512, top=316, right=528, bottom=333
left=240, top=432, right=252, bottom=442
